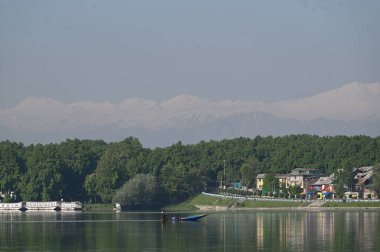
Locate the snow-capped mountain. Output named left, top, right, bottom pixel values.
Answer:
left=1, top=82, right=379, bottom=146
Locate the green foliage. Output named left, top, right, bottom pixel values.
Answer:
left=288, top=185, right=303, bottom=196
left=263, top=172, right=279, bottom=193
left=87, top=137, right=148, bottom=202
left=334, top=164, right=355, bottom=198
left=83, top=203, right=114, bottom=212
left=183, top=194, right=238, bottom=207
left=240, top=158, right=261, bottom=188
left=0, top=135, right=379, bottom=207
left=20, top=144, right=63, bottom=201
left=58, top=139, right=106, bottom=201
left=160, top=163, right=206, bottom=202
left=0, top=141, right=25, bottom=196
left=112, top=174, right=161, bottom=209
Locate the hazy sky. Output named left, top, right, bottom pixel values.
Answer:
left=1, top=0, right=379, bottom=108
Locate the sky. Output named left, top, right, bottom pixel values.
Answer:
left=1, top=0, right=380, bottom=109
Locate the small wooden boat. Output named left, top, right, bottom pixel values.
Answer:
left=174, top=214, right=208, bottom=222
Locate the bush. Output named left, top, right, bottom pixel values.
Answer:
left=112, top=174, right=162, bottom=209
left=2, top=195, right=12, bottom=203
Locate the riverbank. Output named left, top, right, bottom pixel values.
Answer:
left=164, top=194, right=380, bottom=211
left=83, top=204, right=113, bottom=212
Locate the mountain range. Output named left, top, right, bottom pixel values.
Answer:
left=1, top=82, right=379, bottom=147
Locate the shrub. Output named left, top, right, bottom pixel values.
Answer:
left=112, top=174, right=162, bottom=209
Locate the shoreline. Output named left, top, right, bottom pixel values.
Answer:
left=196, top=205, right=380, bottom=211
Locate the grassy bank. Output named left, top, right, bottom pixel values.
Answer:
left=163, top=194, right=239, bottom=211
left=83, top=203, right=114, bottom=212
left=163, top=194, right=308, bottom=211
left=241, top=200, right=308, bottom=208
left=323, top=201, right=380, bottom=208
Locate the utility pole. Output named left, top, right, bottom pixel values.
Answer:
left=223, top=160, right=226, bottom=189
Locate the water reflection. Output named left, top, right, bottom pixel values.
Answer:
left=1, top=210, right=379, bottom=251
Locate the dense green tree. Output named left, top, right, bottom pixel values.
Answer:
left=58, top=139, right=105, bottom=201
left=334, top=164, right=355, bottom=198
left=288, top=185, right=303, bottom=197
left=86, top=137, right=148, bottom=202
left=1, top=134, right=379, bottom=205
left=262, top=172, right=279, bottom=193
left=240, top=158, right=261, bottom=188
left=112, top=173, right=161, bottom=209
left=160, top=162, right=206, bottom=202
left=21, top=144, right=63, bottom=201
left=0, top=141, right=25, bottom=197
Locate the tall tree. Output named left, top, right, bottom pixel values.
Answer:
left=86, top=137, right=148, bottom=202
left=240, top=158, right=261, bottom=188
left=262, top=172, right=279, bottom=193
left=0, top=141, right=25, bottom=198
left=21, top=144, right=63, bottom=201
left=113, top=174, right=161, bottom=209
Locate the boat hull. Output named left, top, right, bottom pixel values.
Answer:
left=180, top=214, right=208, bottom=221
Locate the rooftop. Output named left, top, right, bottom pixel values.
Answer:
left=289, top=168, right=323, bottom=176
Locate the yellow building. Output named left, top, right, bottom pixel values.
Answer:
left=276, top=174, right=288, bottom=188
left=256, top=174, right=266, bottom=190
left=255, top=168, right=322, bottom=192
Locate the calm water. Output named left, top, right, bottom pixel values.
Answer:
left=1, top=210, right=380, bottom=251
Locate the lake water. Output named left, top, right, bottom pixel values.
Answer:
left=1, top=210, right=380, bottom=251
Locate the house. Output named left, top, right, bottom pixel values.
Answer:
left=255, top=168, right=323, bottom=193
left=309, top=176, right=334, bottom=193
left=354, top=166, right=377, bottom=199
left=287, top=168, right=323, bottom=193
left=256, top=174, right=266, bottom=190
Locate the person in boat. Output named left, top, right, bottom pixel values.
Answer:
left=160, top=211, right=167, bottom=222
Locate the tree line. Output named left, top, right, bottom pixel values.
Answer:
left=1, top=135, right=379, bottom=208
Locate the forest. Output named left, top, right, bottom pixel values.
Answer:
left=1, top=135, right=379, bottom=208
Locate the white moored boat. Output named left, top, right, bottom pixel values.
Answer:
left=0, top=202, right=27, bottom=211
left=26, top=201, right=61, bottom=211
left=60, top=201, right=82, bottom=211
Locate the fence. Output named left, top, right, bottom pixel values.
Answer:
left=202, top=192, right=380, bottom=203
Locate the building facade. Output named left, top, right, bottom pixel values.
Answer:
left=256, top=168, right=323, bottom=193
